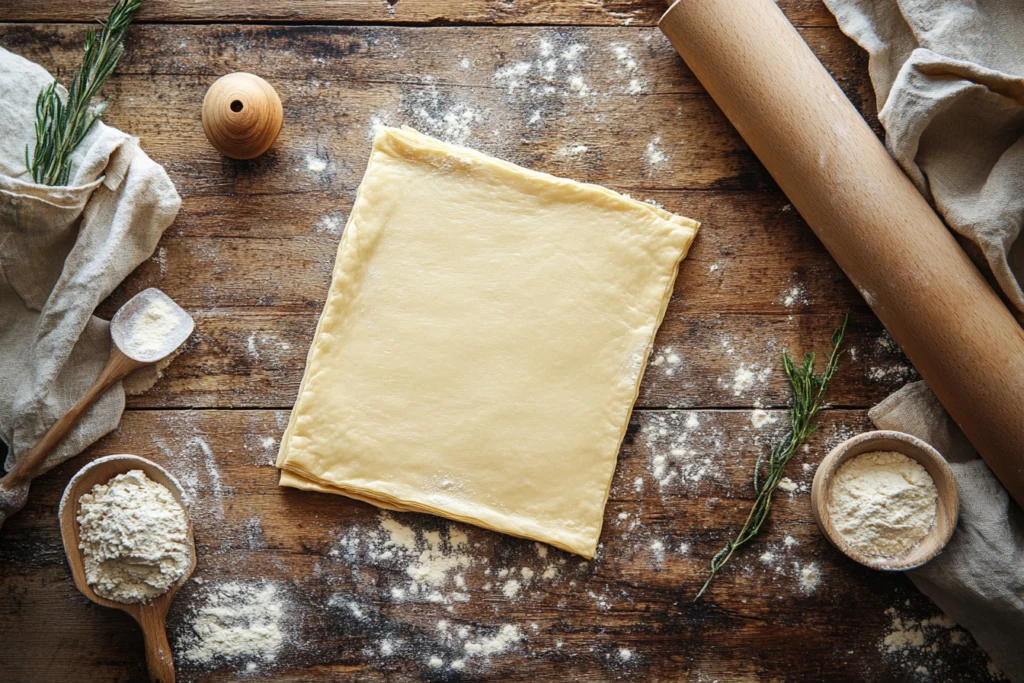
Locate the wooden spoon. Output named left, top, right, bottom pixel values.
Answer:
left=59, top=454, right=196, bottom=683
left=0, top=288, right=193, bottom=527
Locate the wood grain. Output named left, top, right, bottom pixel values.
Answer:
left=0, top=25, right=875, bottom=195
left=0, top=409, right=994, bottom=682
left=0, top=9, right=995, bottom=683
left=2, top=0, right=836, bottom=28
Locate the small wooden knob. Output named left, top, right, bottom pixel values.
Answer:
left=202, top=72, right=283, bottom=159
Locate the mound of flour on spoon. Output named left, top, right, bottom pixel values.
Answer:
left=77, top=469, right=191, bottom=603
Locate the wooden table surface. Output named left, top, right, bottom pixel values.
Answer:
left=0, top=1, right=999, bottom=681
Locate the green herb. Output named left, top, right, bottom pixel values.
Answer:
left=26, top=0, right=142, bottom=186
left=695, top=315, right=848, bottom=601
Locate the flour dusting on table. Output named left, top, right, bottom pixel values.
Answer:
left=180, top=581, right=287, bottom=666
left=878, top=604, right=980, bottom=679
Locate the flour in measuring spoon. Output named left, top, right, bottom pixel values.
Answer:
left=123, top=297, right=180, bottom=359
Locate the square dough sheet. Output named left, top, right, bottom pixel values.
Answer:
left=277, top=126, right=699, bottom=557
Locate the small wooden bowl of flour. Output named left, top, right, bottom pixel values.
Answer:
left=810, top=430, right=958, bottom=570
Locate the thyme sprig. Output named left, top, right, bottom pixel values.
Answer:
left=26, top=0, right=141, bottom=186
left=695, top=315, right=848, bottom=601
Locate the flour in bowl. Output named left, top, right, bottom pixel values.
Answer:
left=827, top=451, right=937, bottom=557
left=77, top=469, right=191, bottom=603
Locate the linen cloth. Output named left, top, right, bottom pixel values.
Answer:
left=822, top=2, right=1024, bottom=678
left=0, top=47, right=180, bottom=475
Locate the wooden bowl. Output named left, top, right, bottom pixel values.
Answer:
left=201, top=72, right=283, bottom=159
left=59, top=454, right=195, bottom=682
left=810, top=430, right=959, bottom=571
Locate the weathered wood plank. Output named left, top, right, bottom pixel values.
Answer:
left=0, top=25, right=875, bottom=198
left=0, top=409, right=991, bottom=682
left=1, top=0, right=837, bottom=28
left=117, top=309, right=917, bottom=411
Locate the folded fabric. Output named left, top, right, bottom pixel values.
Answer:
left=870, top=383, right=1024, bottom=681
left=0, top=47, right=181, bottom=474
left=823, top=0, right=1024, bottom=318
left=277, top=126, right=699, bottom=557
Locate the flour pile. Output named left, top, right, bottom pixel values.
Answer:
left=828, top=451, right=937, bottom=557
left=76, top=469, right=191, bottom=603
left=123, top=296, right=181, bottom=360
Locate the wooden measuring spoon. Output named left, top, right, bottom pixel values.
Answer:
left=0, top=288, right=193, bottom=527
left=59, top=454, right=196, bottom=683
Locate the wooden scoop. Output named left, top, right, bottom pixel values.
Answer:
left=59, top=454, right=195, bottom=683
left=0, top=288, right=193, bottom=527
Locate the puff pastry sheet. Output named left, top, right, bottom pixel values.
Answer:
left=277, top=127, right=699, bottom=557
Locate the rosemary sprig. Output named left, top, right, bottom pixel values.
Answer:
left=695, top=315, right=848, bottom=601
left=26, top=0, right=142, bottom=186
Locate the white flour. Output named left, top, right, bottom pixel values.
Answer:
left=828, top=451, right=937, bottom=557
left=644, top=137, right=668, bottom=168
left=316, top=213, right=346, bottom=236
left=181, top=581, right=286, bottom=665
left=124, top=297, right=180, bottom=359
left=76, top=469, right=190, bottom=604
left=879, top=604, right=978, bottom=678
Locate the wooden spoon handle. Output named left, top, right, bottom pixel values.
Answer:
left=139, top=604, right=176, bottom=683
left=0, top=347, right=145, bottom=525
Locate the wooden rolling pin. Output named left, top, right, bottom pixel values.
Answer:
left=659, top=0, right=1024, bottom=507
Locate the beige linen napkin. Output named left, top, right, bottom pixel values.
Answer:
left=871, top=384, right=1024, bottom=681
left=0, top=47, right=181, bottom=475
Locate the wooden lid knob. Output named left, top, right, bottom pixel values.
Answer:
left=202, top=72, right=283, bottom=160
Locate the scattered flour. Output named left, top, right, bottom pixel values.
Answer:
left=611, top=43, right=646, bottom=94
left=650, top=539, right=665, bottom=566
left=316, top=213, right=346, bottom=236
left=879, top=605, right=979, bottom=678
left=649, top=346, right=682, bottom=376
left=798, top=562, right=821, bottom=594
left=728, top=363, right=772, bottom=396
left=781, top=284, right=808, bottom=308
left=305, top=155, right=328, bottom=173
left=489, top=37, right=596, bottom=111
left=332, top=513, right=559, bottom=609
left=370, top=85, right=481, bottom=145
left=555, top=144, right=589, bottom=157
left=569, top=76, right=590, bottom=96
left=180, top=582, right=286, bottom=666
left=644, top=137, right=668, bottom=168
left=462, top=624, right=522, bottom=657
left=750, top=409, right=778, bottom=429
left=75, top=469, right=190, bottom=604
left=867, top=364, right=916, bottom=383
left=641, top=412, right=720, bottom=491
left=501, top=579, right=521, bottom=599
left=777, top=477, right=798, bottom=493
